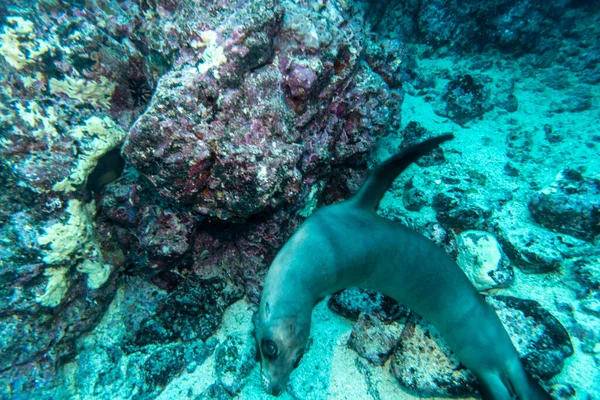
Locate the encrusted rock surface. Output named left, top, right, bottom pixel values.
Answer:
left=391, top=296, right=573, bottom=397
left=347, top=313, right=404, bottom=366
left=328, top=287, right=410, bottom=322
left=214, top=331, right=257, bottom=395
left=529, top=169, right=600, bottom=242
left=456, top=230, right=514, bottom=291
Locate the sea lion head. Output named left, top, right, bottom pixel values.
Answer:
left=256, top=302, right=310, bottom=396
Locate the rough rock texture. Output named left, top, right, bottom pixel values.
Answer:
left=391, top=296, right=573, bottom=397
left=347, top=313, right=403, bottom=366
left=0, top=0, right=406, bottom=395
left=529, top=169, right=600, bottom=242
left=214, top=332, right=257, bottom=395
left=391, top=314, right=478, bottom=397
left=328, top=287, right=410, bottom=322
left=456, top=230, right=514, bottom=291
left=0, top=1, right=148, bottom=390
left=434, top=74, right=492, bottom=125
left=493, top=205, right=593, bottom=274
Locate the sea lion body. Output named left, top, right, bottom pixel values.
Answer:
left=257, top=136, right=550, bottom=399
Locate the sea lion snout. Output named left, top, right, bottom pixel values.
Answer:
left=261, top=371, right=285, bottom=396
left=256, top=314, right=311, bottom=396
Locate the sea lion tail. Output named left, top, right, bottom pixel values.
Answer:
left=351, top=134, right=454, bottom=211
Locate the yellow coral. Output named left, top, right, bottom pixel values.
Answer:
left=0, top=16, right=50, bottom=70
left=196, top=30, right=227, bottom=78
left=77, top=259, right=112, bottom=290
left=53, top=116, right=126, bottom=193
left=37, top=199, right=97, bottom=264
left=49, top=75, right=116, bottom=109
left=36, top=267, right=69, bottom=308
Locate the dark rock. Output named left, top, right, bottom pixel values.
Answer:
left=494, top=216, right=564, bottom=274
left=572, top=254, right=600, bottom=290
left=435, top=74, right=491, bottom=125
left=391, top=314, right=478, bottom=397
left=487, top=296, right=573, bottom=380
left=214, top=332, right=257, bottom=395
left=506, top=127, right=534, bottom=163
left=132, top=275, right=243, bottom=347
left=399, top=121, right=449, bottom=167
left=328, top=287, right=410, bottom=323
left=493, top=79, right=518, bottom=112
left=580, top=294, right=600, bottom=317
left=432, top=192, right=492, bottom=231
left=548, top=91, right=592, bottom=113
left=364, top=38, right=406, bottom=89
left=529, top=170, right=600, bottom=241
left=196, top=383, right=234, bottom=400
left=402, top=178, right=427, bottom=212
left=348, top=313, right=403, bottom=366
left=142, top=344, right=185, bottom=392
left=421, top=222, right=458, bottom=259
left=184, top=338, right=218, bottom=373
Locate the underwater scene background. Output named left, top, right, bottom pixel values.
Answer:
left=0, top=0, right=598, bottom=398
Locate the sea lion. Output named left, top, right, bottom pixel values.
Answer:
left=256, top=135, right=550, bottom=399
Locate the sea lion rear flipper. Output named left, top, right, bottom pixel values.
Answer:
left=507, top=361, right=552, bottom=400
left=477, top=373, right=512, bottom=400
left=351, top=134, right=454, bottom=211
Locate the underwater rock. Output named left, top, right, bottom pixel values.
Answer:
left=364, top=38, right=406, bottom=89
left=492, top=78, right=519, bottom=112
left=580, top=294, right=600, bottom=318
left=391, top=295, right=572, bottom=397
left=402, top=177, right=427, bottom=212
left=328, top=287, right=409, bottom=323
left=456, top=230, right=514, bottom=291
left=197, top=383, right=235, bottom=400
left=122, top=0, right=398, bottom=222
left=369, top=1, right=574, bottom=55
left=572, top=254, right=600, bottom=291
left=214, top=331, right=257, bottom=395
left=547, top=90, right=592, bottom=114
left=488, top=296, right=573, bottom=380
left=132, top=275, right=244, bottom=347
left=141, top=344, right=186, bottom=395
left=391, top=314, right=478, bottom=397
left=432, top=192, right=492, bottom=231
left=529, top=170, right=600, bottom=242
left=400, top=121, right=449, bottom=167
left=348, top=313, right=403, bottom=366
left=435, top=74, right=491, bottom=125
left=185, top=338, right=218, bottom=373
left=493, top=206, right=570, bottom=274
left=421, top=222, right=459, bottom=259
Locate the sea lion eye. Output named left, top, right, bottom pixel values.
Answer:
left=262, top=340, right=278, bottom=359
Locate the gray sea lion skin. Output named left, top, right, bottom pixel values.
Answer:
left=256, top=135, right=550, bottom=399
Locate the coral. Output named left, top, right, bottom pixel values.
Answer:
left=37, top=199, right=97, bottom=265
left=195, top=30, right=227, bottom=77
left=49, top=76, right=116, bottom=109
left=52, top=116, right=127, bottom=193
left=0, top=16, right=50, bottom=70
left=76, top=260, right=112, bottom=290
left=35, top=267, right=69, bottom=307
